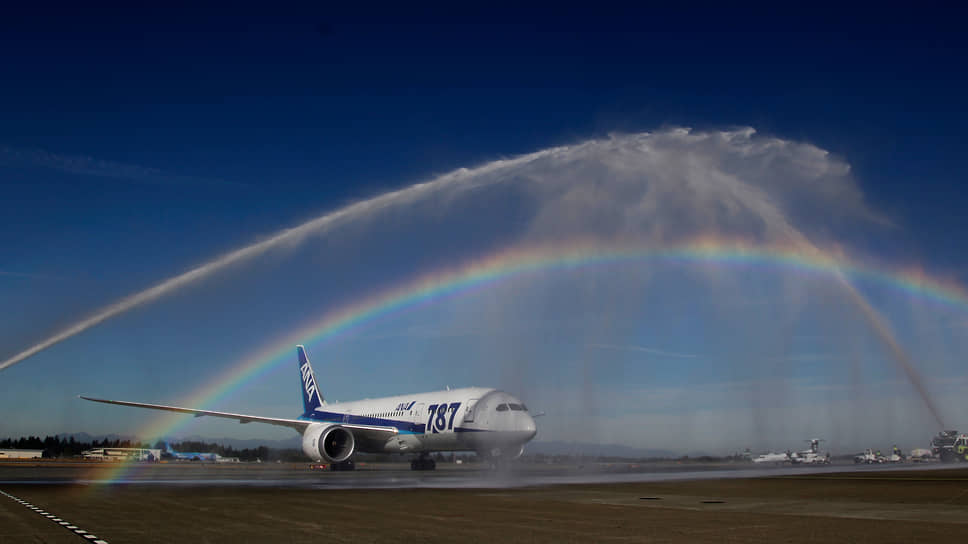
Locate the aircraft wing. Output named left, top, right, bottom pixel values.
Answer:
left=79, top=396, right=400, bottom=439
left=81, top=396, right=312, bottom=430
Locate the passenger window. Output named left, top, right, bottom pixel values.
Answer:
left=496, top=404, right=509, bottom=411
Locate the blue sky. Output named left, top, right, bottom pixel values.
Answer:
left=1, top=6, right=967, bottom=453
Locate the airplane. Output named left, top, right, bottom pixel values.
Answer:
left=751, top=451, right=790, bottom=464
left=82, top=345, right=538, bottom=470
left=164, top=442, right=218, bottom=462
left=790, top=439, right=829, bottom=465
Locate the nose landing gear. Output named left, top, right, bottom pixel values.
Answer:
left=479, top=445, right=525, bottom=470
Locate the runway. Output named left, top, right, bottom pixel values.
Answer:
left=2, top=462, right=967, bottom=543
left=0, top=458, right=960, bottom=488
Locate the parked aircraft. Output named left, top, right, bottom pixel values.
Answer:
left=82, top=345, right=537, bottom=470
left=790, top=439, right=829, bottom=465
left=752, top=451, right=790, bottom=464
left=164, top=442, right=218, bottom=462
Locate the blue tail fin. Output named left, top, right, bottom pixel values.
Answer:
left=297, top=345, right=325, bottom=415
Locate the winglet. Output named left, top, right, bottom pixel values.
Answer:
left=297, top=345, right=325, bottom=415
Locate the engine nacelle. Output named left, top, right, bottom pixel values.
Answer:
left=301, top=423, right=355, bottom=463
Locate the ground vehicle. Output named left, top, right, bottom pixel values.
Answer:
left=853, top=448, right=884, bottom=464
left=953, top=435, right=968, bottom=462
left=932, top=430, right=960, bottom=462
left=884, top=444, right=905, bottom=463
left=909, top=448, right=933, bottom=462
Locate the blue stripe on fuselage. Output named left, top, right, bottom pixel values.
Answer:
left=297, top=412, right=496, bottom=435
left=300, top=411, right=426, bottom=434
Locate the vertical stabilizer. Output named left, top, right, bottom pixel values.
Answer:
left=297, top=345, right=325, bottom=415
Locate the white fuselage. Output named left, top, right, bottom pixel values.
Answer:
left=301, top=387, right=537, bottom=457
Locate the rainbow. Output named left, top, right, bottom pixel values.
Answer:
left=98, top=236, right=968, bottom=482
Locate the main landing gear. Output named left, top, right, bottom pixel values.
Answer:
left=329, top=459, right=355, bottom=471
left=411, top=454, right=436, bottom=471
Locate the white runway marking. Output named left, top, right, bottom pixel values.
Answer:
left=0, top=489, right=109, bottom=542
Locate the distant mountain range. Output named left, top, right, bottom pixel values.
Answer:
left=524, top=441, right=678, bottom=458
left=52, top=433, right=301, bottom=449
left=55, top=432, right=138, bottom=443
left=175, top=435, right=302, bottom=449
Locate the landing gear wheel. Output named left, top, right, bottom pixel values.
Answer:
left=410, top=457, right=436, bottom=471
left=329, top=459, right=355, bottom=471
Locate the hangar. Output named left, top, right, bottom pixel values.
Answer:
left=81, top=447, right=161, bottom=461
left=0, top=449, right=44, bottom=459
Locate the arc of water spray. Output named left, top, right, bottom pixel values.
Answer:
left=837, top=281, right=945, bottom=429
left=732, top=179, right=946, bottom=430
left=0, top=130, right=947, bottom=432
left=0, top=147, right=565, bottom=372
left=797, top=243, right=946, bottom=429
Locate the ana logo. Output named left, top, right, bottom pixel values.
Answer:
left=300, top=362, right=317, bottom=400
left=395, top=401, right=416, bottom=411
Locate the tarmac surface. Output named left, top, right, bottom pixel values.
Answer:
left=1, top=461, right=966, bottom=543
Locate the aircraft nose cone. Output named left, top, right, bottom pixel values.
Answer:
left=522, top=414, right=537, bottom=440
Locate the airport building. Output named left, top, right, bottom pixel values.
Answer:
left=81, top=447, right=162, bottom=462
left=0, top=449, right=44, bottom=459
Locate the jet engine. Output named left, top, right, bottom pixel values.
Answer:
left=301, top=423, right=355, bottom=463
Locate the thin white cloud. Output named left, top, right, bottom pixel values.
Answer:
left=0, top=145, right=235, bottom=186
left=586, top=342, right=697, bottom=359
left=0, top=269, right=60, bottom=280
left=768, top=353, right=841, bottom=363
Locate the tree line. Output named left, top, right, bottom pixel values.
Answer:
left=0, top=436, right=302, bottom=462
left=0, top=436, right=152, bottom=458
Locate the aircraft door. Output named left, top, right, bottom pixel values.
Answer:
left=463, top=399, right=479, bottom=422
left=414, top=403, right=424, bottom=424
left=473, top=397, right=490, bottom=427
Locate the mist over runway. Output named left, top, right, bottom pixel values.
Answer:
left=1, top=460, right=962, bottom=490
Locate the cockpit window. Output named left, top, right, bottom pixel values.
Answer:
left=508, top=403, right=524, bottom=411
left=496, top=403, right=509, bottom=411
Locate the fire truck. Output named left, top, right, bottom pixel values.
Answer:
left=931, top=430, right=968, bottom=462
